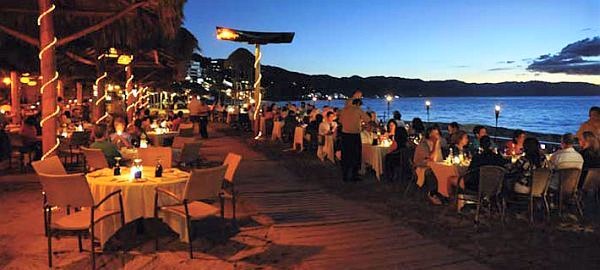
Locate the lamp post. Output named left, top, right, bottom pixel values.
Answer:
left=327, top=95, right=332, bottom=104
left=312, top=96, right=317, bottom=105
left=385, top=95, right=393, bottom=120
left=494, top=105, right=501, bottom=141
left=216, top=26, right=294, bottom=138
left=425, top=100, right=431, bottom=123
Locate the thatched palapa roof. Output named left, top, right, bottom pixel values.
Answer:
left=0, top=0, right=197, bottom=88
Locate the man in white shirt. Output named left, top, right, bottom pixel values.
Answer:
left=549, top=133, right=584, bottom=190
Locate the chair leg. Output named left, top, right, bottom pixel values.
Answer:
left=475, top=198, right=481, bottom=225
left=186, top=217, right=193, bottom=259
left=232, top=194, right=237, bottom=225
left=78, top=233, right=83, bottom=252
left=543, top=196, right=550, bottom=222
left=576, top=195, right=584, bottom=219
left=529, top=197, right=534, bottom=225
left=47, top=230, right=52, bottom=268
left=91, top=225, right=96, bottom=269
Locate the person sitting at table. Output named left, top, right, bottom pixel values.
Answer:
left=392, top=111, right=406, bottom=131
left=445, top=122, right=460, bottom=145
left=384, top=126, right=414, bottom=182
left=579, top=131, right=600, bottom=193
left=469, top=125, right=495, bottom=154
left=448, top=130, right=469, bottom=158
left=467, top=136, right=510, bottom=190
left=59, top=111, right=72, bottom=126
left=413, top=126, right=444, bottom=204
left=91, top=124, right=121, bottom=167
left=171, top=111, right=184, bottom=131
left=386, top=119, right=397, bottom=140
left=409, top=117, right=425, bottom=140
left=505, top=129, right=526, bottom=156
left=509, top=137, right=548, bottom=194
left=127, top=119, right=147, bottom=147
left=110, top=121, right=132, bottom=148
left=21, top=116, right=39, bottom=145
left=548, top=133, right=583, bottom=191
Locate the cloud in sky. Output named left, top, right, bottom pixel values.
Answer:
left=527, top=36, right=600, bottom=75
left=488, top=67, right=514, bottom=71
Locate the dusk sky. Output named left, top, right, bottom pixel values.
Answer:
left=184, top=0, right=600, bottom=84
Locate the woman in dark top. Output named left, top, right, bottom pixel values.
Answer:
left=448, top=130, right=469, bottom=157
left=579, top=131, right=600, bottom=186
left=386, top=119, right=397, bottom=140
left=409, top=117, right=425, bottom=145
left=384, top=127, right=414, bottom=182
left=509, top=137, right=548, bottom=194
left=466, top=136, right=509, bottom=190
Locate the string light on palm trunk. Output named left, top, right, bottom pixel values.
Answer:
left=38, top=2, right=59, bottom=160
left=253, top=49, right=262, bottom=120
left=94, top=72, right=109, bottom=124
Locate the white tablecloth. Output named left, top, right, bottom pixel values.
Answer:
left=271, top=121, right=285, bottom=141
left=416, top=162, right=468, bottom=198
left=317, top=135, right=335, bottom=163
left=146, top=131, right=178, bottom=146
left=293, top=126, right=305, bottom=151
left=86, top=167, right=190, bottom=246
left=361, top=144, right=390, bottom=181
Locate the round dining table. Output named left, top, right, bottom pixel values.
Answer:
left=146, top=131, right=179, bottom=146
left=86, top=167, right=191, bottom=246
left=361, top=143, right=391, bottom=181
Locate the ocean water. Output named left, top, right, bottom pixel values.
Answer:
left=282, top=96, right=599, bottom=135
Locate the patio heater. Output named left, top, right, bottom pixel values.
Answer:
left=216, top=27, right=294, bottom=138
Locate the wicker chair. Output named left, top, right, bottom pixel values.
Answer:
left=59, top=131, right=90, bottom=170
left=505, top=168, right=552, bottom=224
left=475, top=165, right=507, bottom=224
left=38, top=173, right=124, bottom=269
left=455, top=169, right=479, bottom=212
left=81, top=147, right=109, bottom=172
left=582, top=168, right=600, bottom=206
left=556, top=168, right=583, bottom=218
left=154, top=165, right=228, bottom=258
left=173, top=143, right=201, bottom=168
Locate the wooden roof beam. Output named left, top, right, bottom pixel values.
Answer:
left=64, top=51, right=95, bottom=65
left=0, top=23, right=39, bottom=47
left=0, top=8, right=117, bottom=17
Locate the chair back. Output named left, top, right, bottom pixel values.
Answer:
left=180, top=143, right=202, bottom=164
left=557, top=168, right=582, bottom=199
left=223, top=153, right=242, bottom=183
left=172, top=136, right=196, bottom=149
left=8, top=133, right=25, bottom=147
left=70, top=131, right=90, bottom=147
left=183, top=165, right=228, bottom=201
left=583, top=168, right=600, bottom=192
left=179, top=127, right=194, bottom=137
left=81, top=146, right=109, bottom=170
left=138, top=147, right=172, bottom=168
left=530, top=168, right=551, bottom=197
left=31, top=156, right=67, bottom=175
left=478, top=165, right=506, bottom=197
left=38, top=173, right=94, bottom=208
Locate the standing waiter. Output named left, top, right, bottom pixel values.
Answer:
left=338, top=98, right=370, bottom=182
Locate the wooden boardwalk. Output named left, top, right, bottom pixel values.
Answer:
left=201, top=134, right=487, bottom=270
